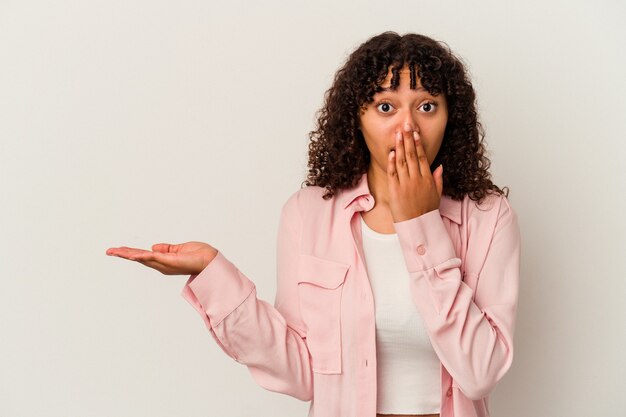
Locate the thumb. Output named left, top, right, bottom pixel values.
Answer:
left=152, top=243, right=178, bottom=253
left=434, top=164, right=444, bottom=197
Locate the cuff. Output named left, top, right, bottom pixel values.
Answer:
left=180, top=251, right=256, bottom=328
left=393, top=209, right=458, bottom=273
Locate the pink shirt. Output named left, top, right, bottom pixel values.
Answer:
left=181, top=172, right=521, bottom=417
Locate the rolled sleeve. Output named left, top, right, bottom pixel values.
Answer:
left=181, top=250, right=256, bottom=328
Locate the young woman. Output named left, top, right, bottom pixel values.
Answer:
left=106, top=32, right=521, bottom=417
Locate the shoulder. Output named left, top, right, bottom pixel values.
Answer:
left=279, top=185, right=337, bottom=224
left=459, top=192, right=521, bottom=274
left=281, top=185, right=340, bottom=215
left=462, top=192, right=518, bottom=233
left=464, top=191, right=516, bottom=217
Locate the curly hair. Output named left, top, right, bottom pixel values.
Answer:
left=303, top=31, right=509, bottom=204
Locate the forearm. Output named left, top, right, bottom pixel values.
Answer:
left=394, top=202, right=520, bottom=400
left=181, top=251, right=313, bottom=401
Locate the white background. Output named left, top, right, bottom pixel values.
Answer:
left=1, top=0, right=625, bottom=416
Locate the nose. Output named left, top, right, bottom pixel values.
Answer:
left=400, top=111, right=419, bottom=134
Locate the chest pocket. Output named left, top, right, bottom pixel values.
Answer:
left=297, top=253, right=350, bottom=374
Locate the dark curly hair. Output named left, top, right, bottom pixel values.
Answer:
left=303, top=31, right=509, bottom=204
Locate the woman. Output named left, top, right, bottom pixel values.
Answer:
left=106, top=32, right=521, bottom=417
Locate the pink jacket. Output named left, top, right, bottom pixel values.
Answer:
left=181, top=172, right=521, bottom=417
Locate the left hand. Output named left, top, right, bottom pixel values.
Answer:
left=387, top=124, right=444, bottom=223
left=106, top=241, right=218, bottom=275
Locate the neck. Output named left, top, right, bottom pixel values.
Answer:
left=366, top=164, right=391, bottom=208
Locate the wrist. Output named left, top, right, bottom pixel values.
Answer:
left=201, top=248, right=219, bottom=271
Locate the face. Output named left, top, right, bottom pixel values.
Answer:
left=358, top=65, right=448, bottom=174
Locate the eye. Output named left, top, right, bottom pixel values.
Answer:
left=376, top=101, right=395, bottom=113
left=419, top=101, right=437, bottom=113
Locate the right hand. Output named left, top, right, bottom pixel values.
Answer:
left=106, top=241, right=218, bottom=275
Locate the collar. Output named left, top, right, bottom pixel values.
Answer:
left=339, top=172, right=462, bottom=225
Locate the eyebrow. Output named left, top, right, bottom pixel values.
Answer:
left=378, top=86, right=427, bottom=92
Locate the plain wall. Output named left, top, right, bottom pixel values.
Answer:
left=1, top=0, right=625, bottom=416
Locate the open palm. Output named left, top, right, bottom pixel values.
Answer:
left=106, top=241, right=218, bottom=275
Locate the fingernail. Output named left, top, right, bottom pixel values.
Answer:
left=395, top=131, right=402, bottom=140
left=413, top=131, right=418, bottom=140
left=403, top=122, right=412, bottom=132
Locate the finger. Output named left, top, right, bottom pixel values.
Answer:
left=434, top=164, right=444, bottom=197
left=411, top=130, right=424, bottom=176
left=394, top=131, right=409, bottom=182
left=106, top=246, right=132, bottom=256
left=129, top=250, right=175, bottom=263
left=387, top=146, right=398, bottom=184
left=403, top=126, right=420, bottom=178
left=106, top=247, right=149, bottom=259
left=414, top=132, right=430, bottom=177
left=152, top=243, right=179, bottom=253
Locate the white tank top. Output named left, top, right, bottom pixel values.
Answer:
left=359, top=213, right=441, bottom=415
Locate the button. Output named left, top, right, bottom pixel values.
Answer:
left=417, top=245, right=426, bottom=255
left=447, top=387, right=453, bottom=397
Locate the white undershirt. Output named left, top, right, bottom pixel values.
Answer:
left=360, top=213, right=441, bottom=415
